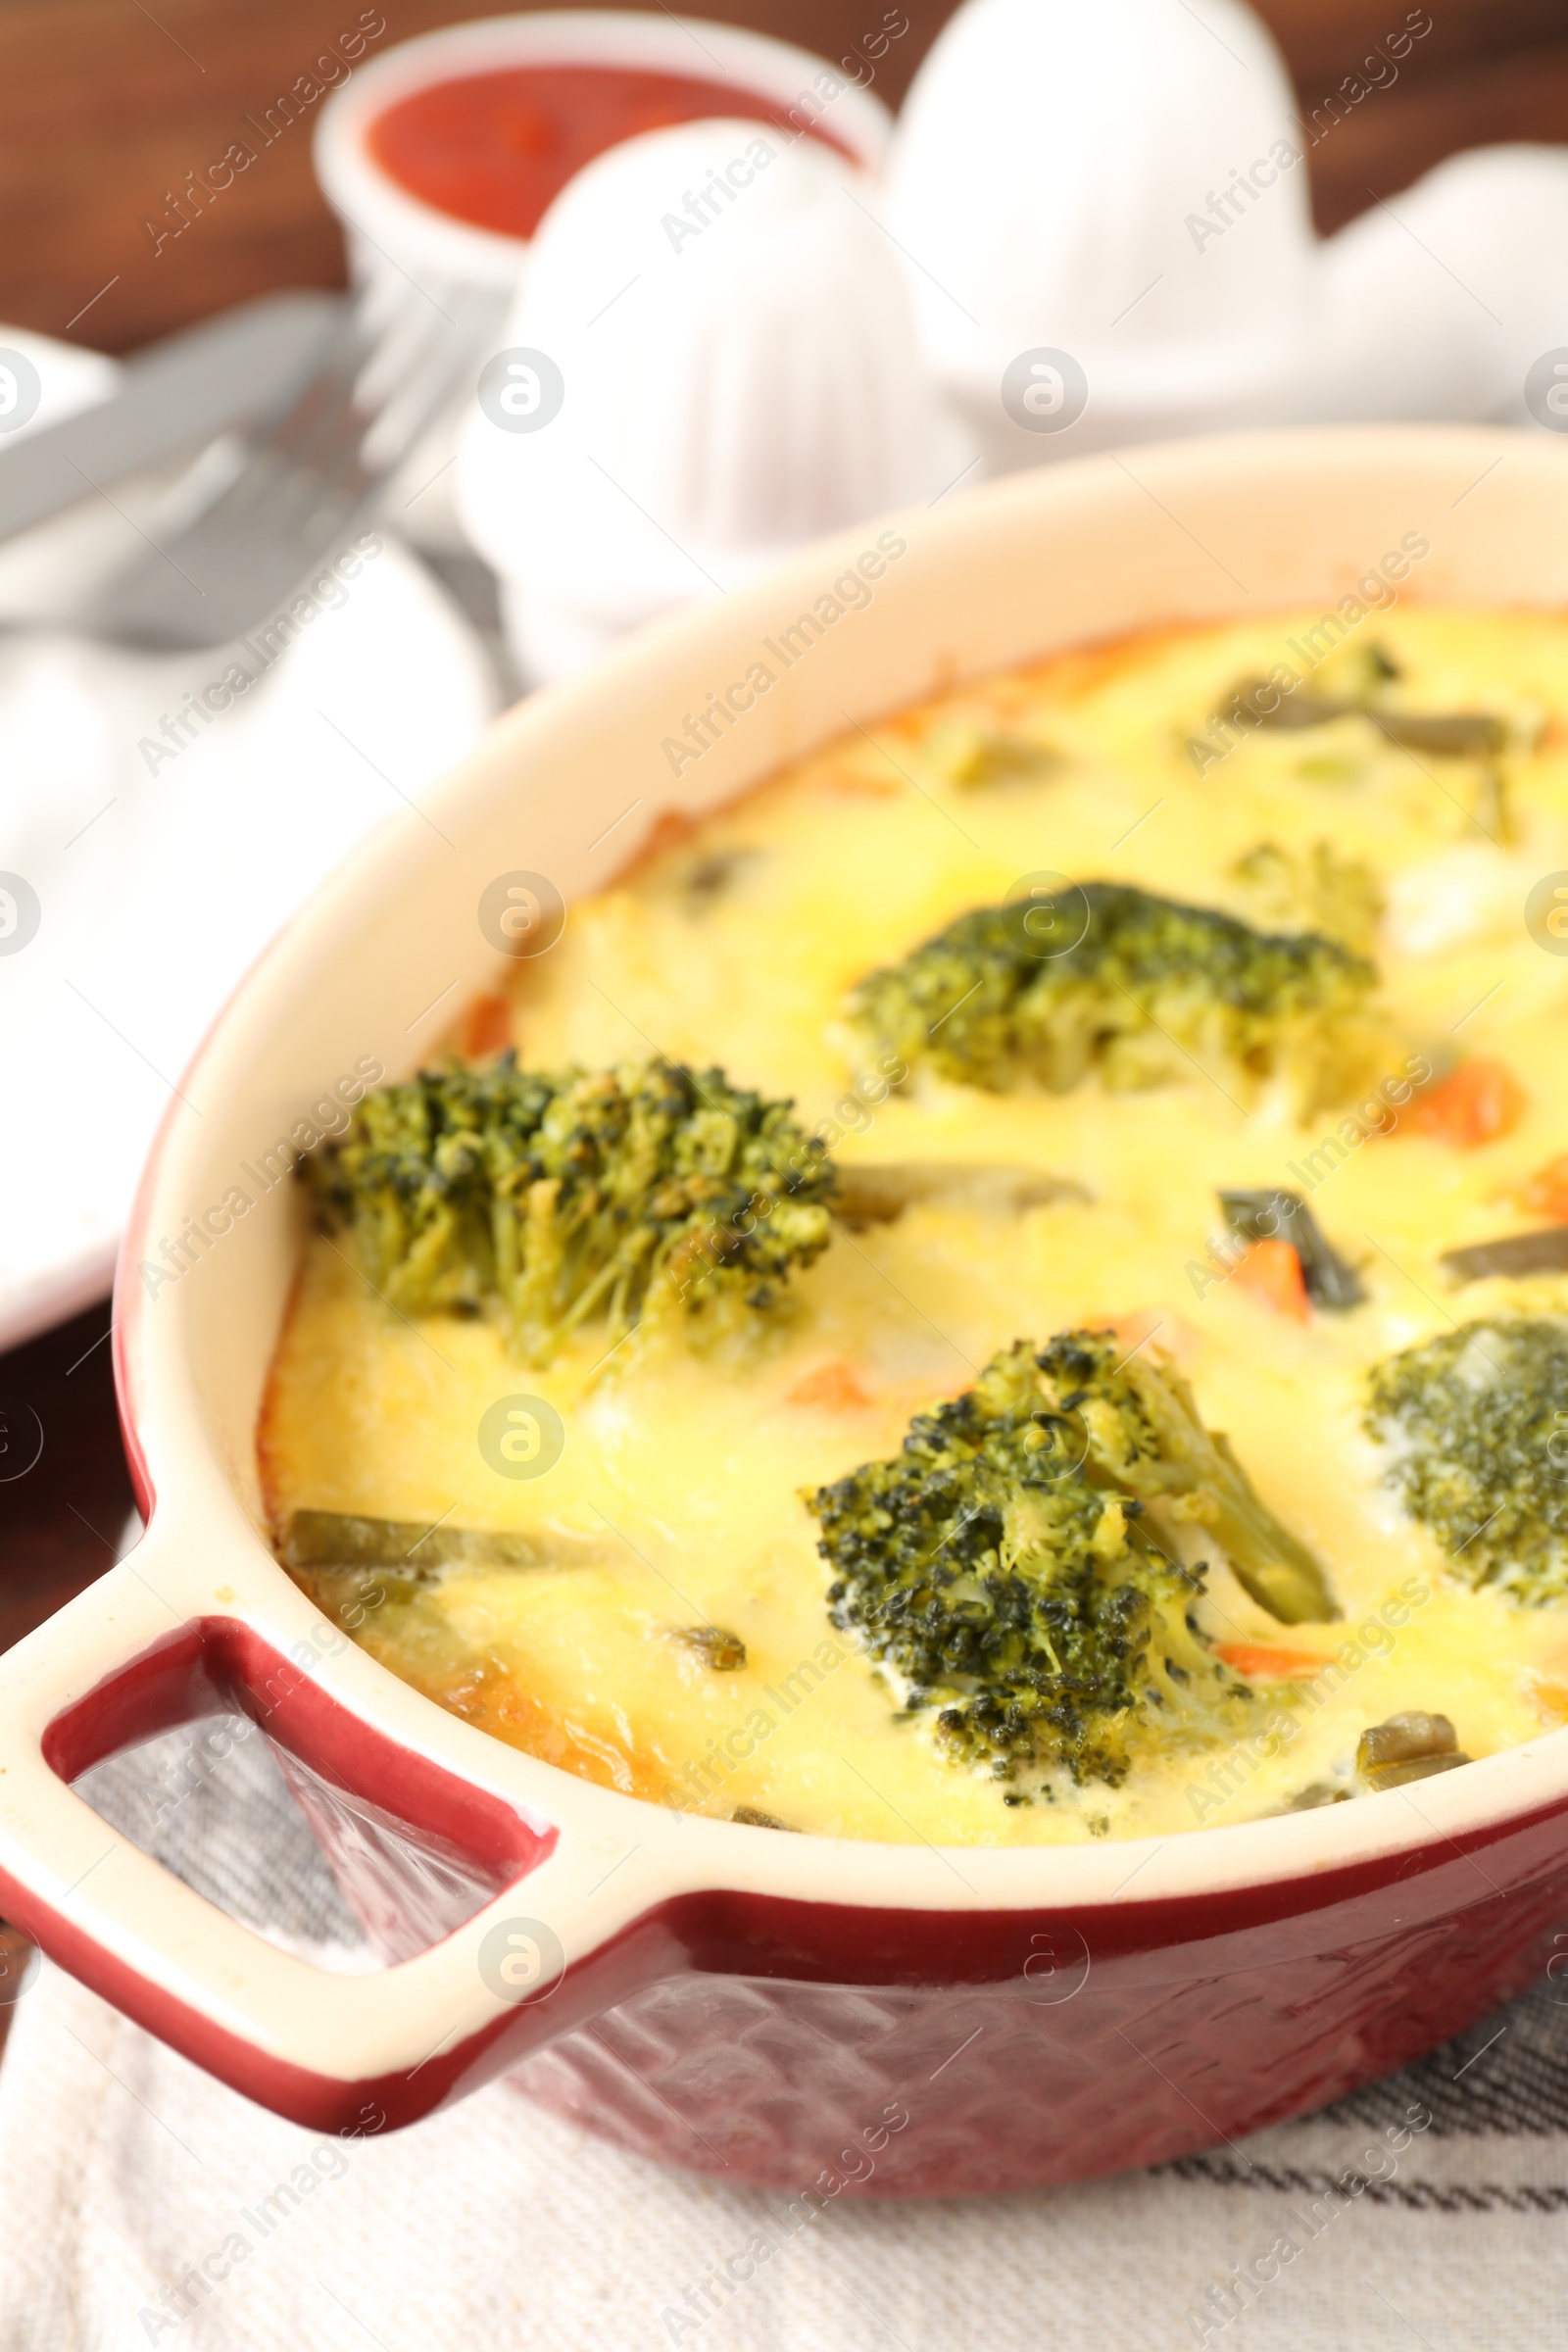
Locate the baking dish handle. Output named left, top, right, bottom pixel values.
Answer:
left=0, top=1547, right=652, bottom=2131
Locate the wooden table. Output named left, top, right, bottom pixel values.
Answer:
left=1, top=0, right=1564, bottom=1706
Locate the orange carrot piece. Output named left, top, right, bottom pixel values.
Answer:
left=787, top=1361, right=874, bottom=1410
left=1215, top=1643, right=1325, bottom=1679
left=1515, top=1152, right=1568, bottom=1222
left=1232, top=1239, right=1310, bottom=1322
left=1407, top=1057, right=1526, bottom=1149
left=461, top=994, right=514, bottom=1059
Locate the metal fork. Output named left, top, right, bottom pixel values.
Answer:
left=80, top=281, right=495, bottom=653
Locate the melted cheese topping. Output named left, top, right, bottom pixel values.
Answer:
left=260, top=608, right=1568, bottom=1845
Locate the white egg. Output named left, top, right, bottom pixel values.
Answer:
left=1295, top=146, right=1568, bottom=427
left=455, top=118, right=952, bottom=682
left=884, top=0, right=1317, bottom=470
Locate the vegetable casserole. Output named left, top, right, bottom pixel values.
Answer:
left=260, top=595, right=1568, bottom=1846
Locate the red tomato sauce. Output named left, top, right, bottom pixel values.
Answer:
left=368, top=64, right=852, bottom=239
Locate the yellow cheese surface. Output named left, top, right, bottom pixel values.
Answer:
left=260, top=607, right=1568, bottom=1844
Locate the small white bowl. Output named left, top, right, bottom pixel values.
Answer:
left=317, top=10, right=891, bottom=297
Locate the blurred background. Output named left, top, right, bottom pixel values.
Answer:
left=3, top=0, right=1567, bottom=1690
left=0, top=0, right=1560, bottom=348
left=3, top=0, right=1566, bottom=352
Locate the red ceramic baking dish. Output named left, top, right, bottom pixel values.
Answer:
left=4, top=425, right=1568, bottom=2198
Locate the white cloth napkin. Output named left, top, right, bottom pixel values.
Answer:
left=2, top=1721, right=1567, bottom=2351
left=3, top=1960, right=1566, bottom=2352
left=0, top=322, right=498, bottom=1352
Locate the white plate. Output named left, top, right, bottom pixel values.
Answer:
left=0, top=327, right=497, bottom=1354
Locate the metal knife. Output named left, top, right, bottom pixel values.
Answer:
left=0, top=290, right=345, bottom=548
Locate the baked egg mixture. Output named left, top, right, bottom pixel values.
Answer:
left=261, top=607, right=1568, bottom=1845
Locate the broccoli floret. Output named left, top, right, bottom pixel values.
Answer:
left=808, top=1331, right=1332, bottom=1785
left=1035, top=1329, right=1337, bottom=1623
left=309, top=1056, right=835, bottom=1362
left=1366, top=1319, right=1568, bottom=1600
left=846, top=880, right=1378, bottom=1113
